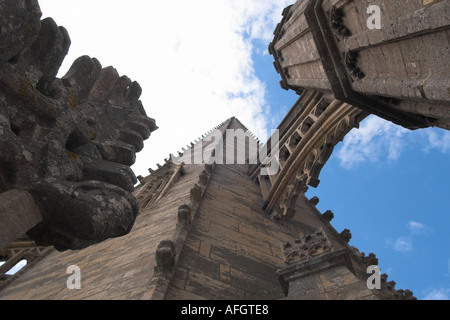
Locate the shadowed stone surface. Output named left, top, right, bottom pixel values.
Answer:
left=0, top=0, right=157, bottom=251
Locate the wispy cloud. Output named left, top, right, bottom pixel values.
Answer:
left=420, top=258, right=450, bottom=299
left=407, top=221, right=430, bottom=235
left=423, top=129, right=450, bottom=154
left=387, top=221, right=431, bottom=253
left=336, top=116, right=408, bottom=169
left=422, top=288, right=450, bottom=300
left=337, top=115, right=450, bottom=170
left=39, top=0, right=292, bottom=177
left=392, top=237, right=413, bottom=252
left=386, top=237, right=412, bottom=252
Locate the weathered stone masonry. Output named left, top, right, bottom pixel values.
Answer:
left=0, top=0, right=157, bottom=253
left=0, top=116, right=414, bottom=300
left=270, top=0, right=450, bottom=130
left=1, top=0, right=447, bottom=300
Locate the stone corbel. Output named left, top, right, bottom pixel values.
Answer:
left=177, top=204, right=192, bottom=228
left=339, top=229, right=352, bottom=243
left=321, top=210, right=334, bottom=222
left=273, top=174, right=308, bottom=219
left=154, top=240, right=176, bottom=276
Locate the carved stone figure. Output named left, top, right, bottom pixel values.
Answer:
left=154, top=240, right=176, bottom=275
left=274, top=174, right=308, bottom=219
left=0, top=0, right=157, bottom=251
left=282, top=227, right=333, bottom=264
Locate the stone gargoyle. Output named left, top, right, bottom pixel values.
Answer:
left=0, top=0, right=157, bottom=251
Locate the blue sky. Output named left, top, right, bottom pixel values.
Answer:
left=37, top=0, right=449, bottom=300
left=308, top=123, right=450, bottom=300
left=252, top=46, right=450, bottom=300
left=254, top=41, right=450, bottom=300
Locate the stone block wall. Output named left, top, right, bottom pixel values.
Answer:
left=165, top=163, right=288, bottom=299
left=0, top=160, right=205, bottom=299
left=270, top=0, right=450, bottom=130
left=0, top=118, right=414, bottom=300
left=334, top=0, right=450, bottom=129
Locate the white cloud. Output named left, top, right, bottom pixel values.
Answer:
left=38, top=0, right=292, bottom=178
left=336, top=115, right=450, bottom=170
left=336, top=115, right=408, bottom=169
left=393, top=237, right=413, bottom=252
left=228, top=0, right=294, bottom=43
left=407, top=221, right=430, bottom=235
left=423, top=129, right=450, bottom=154
left=387, top=221, right=431, bottom=253
left=386, top=237, right=413, bottom=253
left=423, top=288, right=450, bottom=300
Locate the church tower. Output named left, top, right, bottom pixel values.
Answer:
left=0, top=115, right=414, bottom=300
left=4, top=0, right=446, bottom=300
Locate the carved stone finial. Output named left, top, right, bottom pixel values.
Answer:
left=362, top=253, right=378, bottom=266
left=340, top=229, right=352, bottom=243
left=322, top=210, right=334, bottom=222
left=155, top=240, right=176, bottom=274
left=309, top=196, right=320, bottom=206
left=198, top=171, right=208, bottom=186
left=205, top=164, right=213, bottom=175
left=190, top=184, right=202, bottom=203
left=177, top=204, right=192, bottom=226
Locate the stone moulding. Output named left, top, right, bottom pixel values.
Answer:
left=134, top=160, right=186, bottom=210
left=281, top=227, right=334, bottom=265
left=0, top=189, right=43, bottom=250
left=149, top=163, right=216, bottom=299
left=260, top=96, right=367, bottom=217
left=248, top=89, right=368, bottom=220
left=269, top=4, right=298, bottom=93
left=278, top=245, right=416, bottom=299
left=148, top=119, right=226, bottom=300
left=277, top=248, right=353, bottom=296
left=0, top=243, right=53, bottom=291
left=273, top=173, right=309, bottom=219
